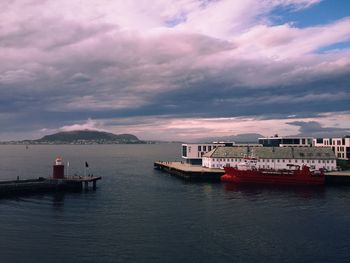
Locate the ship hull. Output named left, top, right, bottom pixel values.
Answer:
left=221, top=167, right=325, bottom=185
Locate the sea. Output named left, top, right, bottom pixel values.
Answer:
left=0, top=144, right=350, bottom=263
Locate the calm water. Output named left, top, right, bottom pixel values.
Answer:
left=0, top=144, right=350, bottom=263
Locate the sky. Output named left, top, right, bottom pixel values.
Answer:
left=0, top=0, right=350, bottom=141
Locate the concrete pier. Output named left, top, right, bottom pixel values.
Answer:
left=325, top=171, right=350, bottom=185
left=0, top=176, right=102, bottom=197
left=154, top=161, right=224, bottom=181
left=155, top=161, right=350, bottom=185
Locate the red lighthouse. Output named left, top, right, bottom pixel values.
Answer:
left=53, top=157, right=64, bottom=179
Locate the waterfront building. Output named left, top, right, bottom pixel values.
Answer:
left=181, top=142, right=234, bottom=165
left=258, top=136, right=313, bottom=147
left=313, top=137, right=350, bottom=160
left=202, top=146, right=337, bottom=171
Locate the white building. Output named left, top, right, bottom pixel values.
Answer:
left=181, top=143, right=228, bottom=165
left=202, top=146, right=337, bottom=171
left=313, top=137, right=350, bottom=160
left=258, top=136, right=313, bottom=147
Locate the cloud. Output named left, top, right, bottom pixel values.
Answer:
left=287, top=121, right=350, bottom=137
left=0, top=69, right=36, bottom=84
left=0, top=0, right=350, bottom=140
left=234, top=18, right=350, bottom=58
left=61, top=112, right=348, bottom=141
left=59, top=119, right=105, bottom=132
left=69, top=73, right=92, bottom=83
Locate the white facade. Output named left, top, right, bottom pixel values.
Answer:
left=258, top=137, right=313, bottom=147
left=181, top=143, right=224, bottom=159
left=181, top=143, right=228, bottom=164
left=313, top=137, right=350, bottom=160
left=202, top=157, right=336, bottom=171
left=202, top=146, right=337, bottom=171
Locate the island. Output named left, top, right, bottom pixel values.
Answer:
left=1, top=130, right=145, bottom=145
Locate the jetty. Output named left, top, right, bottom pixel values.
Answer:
left=0, top=157, right=101, bottom=197
left=154, top=161, right=350, bottom=185
left=154, top=161, right=224, bottom=181
left=0, top=176, right=102, bottom=197
left=325, top=170, right=350, bottom=185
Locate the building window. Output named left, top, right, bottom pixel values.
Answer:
left=208, top=146, right=212, bottom=151
left=203, top=146, right=207, bottom=152
left=198, top=146, right=201, bottom=151
left=182, top=145, right=187, bottom=157
left=295, top=160, right=298, bottom=163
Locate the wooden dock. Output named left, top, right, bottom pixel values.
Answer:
left=154, top=161, right=224, bottom=181
left=0, top=176, right=102, bottom=197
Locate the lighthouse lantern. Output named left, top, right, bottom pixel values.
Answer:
left=53, top=157, right=65, bottom=179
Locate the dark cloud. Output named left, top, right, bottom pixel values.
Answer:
left=0, top=0, right=350, bottom=140
left=288, top=121, right=350, bottom=137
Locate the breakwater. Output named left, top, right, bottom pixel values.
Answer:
left=0, top=176, right=101, bottom=197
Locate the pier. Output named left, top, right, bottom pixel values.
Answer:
left=154, top=161, right=350, bottom=185
left=0, top=157, right=101, bottom=197
left=325, top=171, right=350, bottom=185
left=0, top=176, right=102, bottom=197
left=154, top=161, right=224, bottom=181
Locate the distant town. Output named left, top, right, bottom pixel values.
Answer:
left=0, top=130, right=177, bottom=145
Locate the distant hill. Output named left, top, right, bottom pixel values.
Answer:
left=35, top=130, right=141, bottom=144
left=196, top=133, right=263, bottom=143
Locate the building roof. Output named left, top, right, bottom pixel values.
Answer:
left=258, top=136, right=313, bottom=140
left=202, top=146, right=336, bottom=160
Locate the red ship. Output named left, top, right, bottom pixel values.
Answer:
left=221, top=157, right=325, bottom=185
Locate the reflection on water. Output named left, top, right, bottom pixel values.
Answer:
left=0, top=144, right=350, bottom=263
left=52, top=192, right=65, bottom=208
left=223, top=182, right=326, bottom=199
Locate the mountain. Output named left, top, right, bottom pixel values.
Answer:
left=35, top=130, right=141, bottom=144
left=196, top=133, right=263, bottom=143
